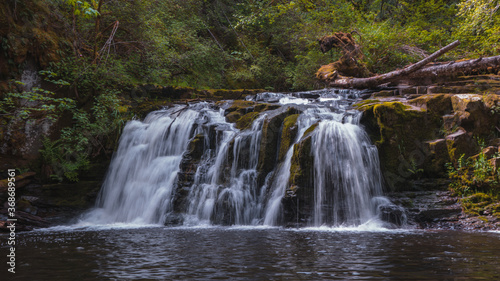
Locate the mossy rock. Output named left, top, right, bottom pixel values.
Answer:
left=423, top=139, right=450, bottom=177
left=360, top=101, right=443, bottom=190
left=256, top=108, right=300, bottom=186
left=133, top=100, right=172, bottom=119
left=224, top=101, right=257, bottom=128
left=187, top=134, right=206, bottom=161
left=408, top=94, right=453, bottom=116
left=284, top=134, right=315, bottom=225
left=352, top=99, right=380, bottom=111
left=37, top=181, right=101, bottom=209
left=288, top=135, right=313, bottom=190
left=234, top=112, right=260, bottom=130
left=446, top=130, right=479, bottom=164
left=225, top=100, right=281, bottom=130
left=303, top=123, right=319, bottom=136
left=462, top=193, right=494, bottom=216
left=206, top=89, right=264, bottom=100
left=278, top=114, right=300, bottom=162
left=373, top=90, right=396, bottom=97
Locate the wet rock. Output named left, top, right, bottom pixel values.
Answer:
left=416, top=208, right=462, bottom=222
left=283, top=132, right=315, bottom=225
left=293, top=92, right=320, bottom=99
left=278, top=114, right=300, bottom=162
left=224, top=100, right=280, bottom=130
left=175, top=133, right=207, bottom=212
left=378, top=205, right=406, bottom=226
left=257, top=107, right=300, bottom=186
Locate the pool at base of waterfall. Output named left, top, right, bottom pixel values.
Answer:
left=5, top=226, right=500, bottom=280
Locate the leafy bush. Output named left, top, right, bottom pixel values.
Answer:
left=447, top=152, right=500, bottom=197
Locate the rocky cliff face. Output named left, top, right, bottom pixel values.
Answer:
left=356, top=79, right=500, bottom=192
left=353, top=76, right=500, bottom=230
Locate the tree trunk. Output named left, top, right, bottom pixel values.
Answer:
left=93, top=0, right=105, bottom=64
left=328, top=40, right=464, bottom=89
left=403, top=55, right=500, bottom=82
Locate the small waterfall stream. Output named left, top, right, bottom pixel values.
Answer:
left=84, top=107, right=200, bottom=224
left=83, top=89, right=404, bottom=227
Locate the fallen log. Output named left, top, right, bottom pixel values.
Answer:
left=326, top=40, right=461, bottom=89
left=403, top=55, right=500, bottom=83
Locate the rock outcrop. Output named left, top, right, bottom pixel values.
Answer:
left=356, top=90, right=500, bottom=191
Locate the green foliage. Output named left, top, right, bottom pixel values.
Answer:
left=65, top=0, right=100, bottom=18
left=38, top=87, right=125, bottom=182
left=407, top=157, right=424, bottom=178
left=0, top=73, right=76, bottom=121
left=454, top=0, right=500, bottom=56
left=40, top=137, right=90, bottom=182
left=447, top=152, right=500, bottom=197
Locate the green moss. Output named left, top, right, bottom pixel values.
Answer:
left=187, top=134, right=205, bottom=160
left=461, top=193, right=496, bottom=216
left=225, top=111, right=243, bottom=124
left=303, top=123, right=319, bottom=136
left=352, top=99, right=381, bottom=111
left=288, top=135, right=315, bottom=210
left=236, top=111, right=260, bottom=130
left=278, top=114, right=299, bottom=162
left=225, top=101, right=282, bottom=130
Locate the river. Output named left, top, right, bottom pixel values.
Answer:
left=4, top=225, right=500, bottom=280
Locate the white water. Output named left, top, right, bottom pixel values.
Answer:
left=185, top=114, right=267, bottom=225
left=311, top=116, right=384, bottom=226
left=82, top=106, right=200, bottom=224
left=81, top=90, right=402, bottom=228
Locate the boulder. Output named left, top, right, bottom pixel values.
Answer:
left=445, top=129, right=479, bottom=164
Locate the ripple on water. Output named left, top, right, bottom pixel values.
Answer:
left=4, top=227, right=500, bottom=280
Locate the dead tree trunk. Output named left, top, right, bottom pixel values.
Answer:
left=328, top=40, right=465, bottom=89
left=403, top=55, right=500, bottom=82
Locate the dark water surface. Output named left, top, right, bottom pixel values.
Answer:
left=2, top=226, right=500, bottom=280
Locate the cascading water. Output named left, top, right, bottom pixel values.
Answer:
left=83, top=89, right=404, bottom=228
left=185, top=114, right=267, bottom=225
left=83, top=106, right=201, bottom=224
left=311, top=115, right=384, bottom=226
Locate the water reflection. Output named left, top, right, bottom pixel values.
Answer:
left=3, top=228, right=500, bottom=280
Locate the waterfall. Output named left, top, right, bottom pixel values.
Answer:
left=84, top=106, right=200, bottom=224
left=311, top=115, right=384, bottom=226
left=185, top=115, right=267, bottom=225
left=83, top=90, right=404, bottom=228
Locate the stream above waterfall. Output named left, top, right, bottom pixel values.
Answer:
left=81, top=88, right=405, bottom=228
